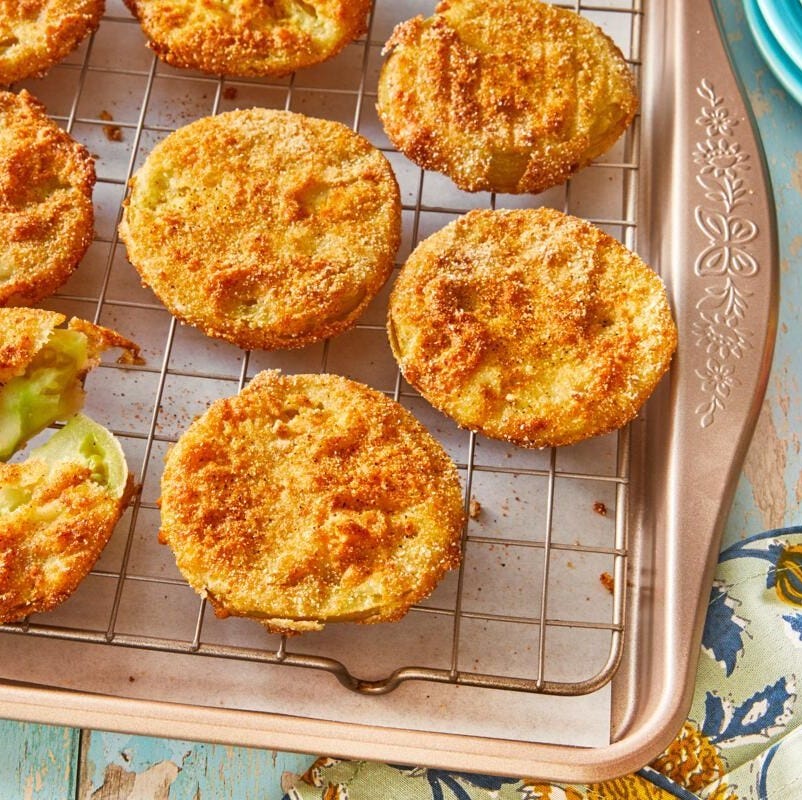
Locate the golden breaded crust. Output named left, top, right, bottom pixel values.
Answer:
left=0, top=90, right=95, bottom=306
left=377, top=0, right=638, bottom=194
left=119, top=108, right=401, bottom=351
left=0, top=0, right=103, bottom=85
left=124, top=0, right=371, bottom=77
left=159, top=370, right=465, bottom=634
left=0, top=307, right=63, bottom=383
left=0, top=307, right=141, bottom=384
left=0, top=456, right=131, bottom=622
left=388, top=208, right=677, bottom=448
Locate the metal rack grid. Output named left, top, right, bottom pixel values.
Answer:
left=2, top=0, right=644, bottom=702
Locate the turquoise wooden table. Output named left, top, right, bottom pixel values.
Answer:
left=3, top=0, right=802, bottom=796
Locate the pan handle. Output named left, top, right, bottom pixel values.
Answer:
left=616, top=0, right=780, bottom=766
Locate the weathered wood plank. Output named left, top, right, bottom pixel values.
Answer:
left=0, top=721, right=79, bottom=799
left=78, top=730, right=314, bottom=799
left=717, top=0, right=802, bottom=546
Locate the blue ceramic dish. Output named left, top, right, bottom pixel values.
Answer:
left=744, top=0, right=802, bottom=105
left=757, top=0, right=802, bottom=69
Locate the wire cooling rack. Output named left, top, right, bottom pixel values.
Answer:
left=2, top=0, right=643, bottom=708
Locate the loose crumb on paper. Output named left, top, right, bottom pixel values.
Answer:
left=593, top=501, right=608, bottom=516
left=99, top=110, right=123, bottom=142
left=599, top=571, right=615, bottom=594
left=468, top=496, right=482, bottom=519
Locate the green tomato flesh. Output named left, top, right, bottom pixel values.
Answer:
left=0, top=330, right=89, bottom=461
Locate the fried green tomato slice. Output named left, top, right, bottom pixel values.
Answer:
left=124, top=0, right=371, bottom=77
left=0, top=307, right=141, bottom=461
left=0, top=413, right=132, bottom=623
left=388, top=208, right=678, bottom=448
left=119, top=108, right=401, bottom=351
left=159, top=370, right=465, bottom=634
left=378, top=0, right=638, bottom=194
left=0, top=90, right=95, bottom=305
left=0, top=0, right=103, bottom=86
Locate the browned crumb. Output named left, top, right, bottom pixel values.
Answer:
left=600, top=571, right=615, bottom=594
left=593, top=501, right=608, bottom=516
left=223, top=86, right=238, bottom=101
left=99, top=110, right=123, bottom=142
left=468, top=496, right=482, bottom=519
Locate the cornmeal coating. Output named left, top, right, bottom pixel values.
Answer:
left=388, top=208, right=677, bottom=448
left=377, top=0, right=638, bottom=194
left=124, top=0, right=371, bottom=77
left=159, top=371, right=465, bottom=634
left=0, top=90, right=95, bottom=306
left=0, top=0, right=103, bottom=86
left=119, top=108, right=401, bottom=351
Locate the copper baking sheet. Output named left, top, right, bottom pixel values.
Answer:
left=0, top=0, right=777, bottom=782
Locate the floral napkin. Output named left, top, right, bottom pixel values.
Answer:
left=282, top=527, right=802, bottom=800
